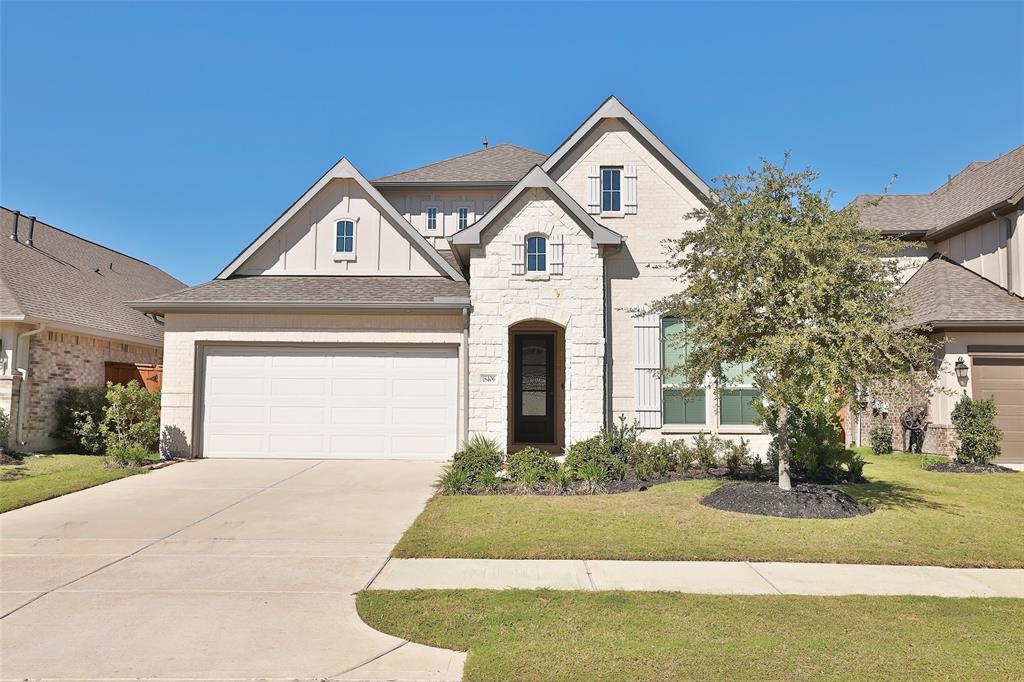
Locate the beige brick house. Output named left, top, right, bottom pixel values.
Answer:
left=0, top=207, right=185, bottom=451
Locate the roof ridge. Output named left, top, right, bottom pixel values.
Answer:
left=373, top=143, right=545, bottom=182
left=0, top=205, right=182, bottom=281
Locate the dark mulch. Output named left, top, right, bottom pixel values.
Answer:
left=926, top=461, right=1018, bottom=474
left=0, top=449, right=21, bottom=466
left=700, top=482, right=874, bottom=519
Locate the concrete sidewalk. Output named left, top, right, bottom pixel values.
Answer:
left=370, top=558, right=1024, bottom=598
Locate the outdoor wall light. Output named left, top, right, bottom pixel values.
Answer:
left=954, top=357, right=969, bottom=387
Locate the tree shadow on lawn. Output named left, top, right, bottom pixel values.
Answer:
left=842, top=479, right=959, bottom=515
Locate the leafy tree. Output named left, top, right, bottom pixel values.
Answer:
left=649, top=157, right=940, bottom=489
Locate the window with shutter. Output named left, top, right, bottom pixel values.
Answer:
left=512, top=241, right=525, bottom=275
left=586, top=166, right=601, bottom=214
left=550, top=239, right=564, bottom=275
left=634, top=313, right=662, bottom=428
left=624, top=164, right=638, bottom=214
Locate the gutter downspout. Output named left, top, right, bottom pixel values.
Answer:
left=14, top=323, right=46, bottom=446
left=462, top=307, right=470, bottom=447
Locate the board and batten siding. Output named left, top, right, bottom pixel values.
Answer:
left=634, top=313, right=662, bottom=428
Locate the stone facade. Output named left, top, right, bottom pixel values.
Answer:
left=19, top=328, right=162, bottom=451
left=467, top=188, right=606, bottom=448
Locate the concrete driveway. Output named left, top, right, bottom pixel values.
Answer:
left=0, top=459, right=465, bottom=681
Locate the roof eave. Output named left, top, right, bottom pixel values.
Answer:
left=128, top=300, right=471, bottom=314
left=372, top=180, right=518, bottom=189
left=923, top=199, right=1020, bottom=242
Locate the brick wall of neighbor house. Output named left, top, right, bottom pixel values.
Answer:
left=22, top=329, right=162, bottom=451
left=467, top=188, right=606, bottom=447
left=846, top=407, right=954, bottom=456
left=160, top=311, right=466, bottom=458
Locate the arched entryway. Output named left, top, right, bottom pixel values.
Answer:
left=508, top=320, right=565, bottom=453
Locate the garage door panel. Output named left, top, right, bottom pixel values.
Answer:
left=972, top=356, right=1024, bottom=461
left=202, top=346, right=457, bottom=459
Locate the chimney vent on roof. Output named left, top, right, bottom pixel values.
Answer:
left=27, top=216, right=37, bottom=247
left=482, top=136, right=488, bottom=150
left=10, top=210, right=20, bottom=241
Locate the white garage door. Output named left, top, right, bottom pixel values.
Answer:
left=201, top=346, right=458, bottom=459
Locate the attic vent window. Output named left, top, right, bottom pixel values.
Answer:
left=334, top=220, right=356, bottom=261
left=426, top=207, right=439, bottom=231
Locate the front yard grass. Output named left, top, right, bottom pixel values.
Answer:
left=394, top=452, right=1024, bottom=567
left=0, top=454, right=149, bottom=513
left=359, top=590, right=1024, bottom=681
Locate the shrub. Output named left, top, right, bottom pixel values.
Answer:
left=438, top=466, right=469, bottom=495
left=477, top=469, right=502, bottom=492
left=630, top=441, right=656, bottom=480
left=693, top=432, right=722, bottom=472
left=452, top=435, right=503, bottom=487
left=724, top=438, right=752, bottom=477
left=566, top=436, right=625, bottom=481
left=648, top=439, right=679, bottom=476
left=675, top=441, right=696, bottom=471
left=101, top=381, right=160, bottom=453
left=577, top=458, right=608, bottom=493
left=52, top=386, right=108, bottom=453
left=763, top=403, right=862, bottom=482
left=548, top=463, right=573, bottom=494
left=869, top=424, right=894, bottom=455
left=847, top=454, right=866, bottom=482
left=105, top=444, right=151, bottom=469
left=507, top=447, right=558, bottom=484
left=951, top=396, right=1002, bottom=465
left=0, top=407, right=10, bottom=449
left=752, top=457, right=765, bottom=479
left=601, top=415, right=640, bottom=463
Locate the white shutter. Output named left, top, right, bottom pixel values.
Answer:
left=634, top=313, right=662, bottom=428
left=624, top=164, right=638, bottom=214
left=512, top=241, right=525, bottom=275
left=550, top=239, right=564, bottom=275
left=587, top=166, right=601, bottom=214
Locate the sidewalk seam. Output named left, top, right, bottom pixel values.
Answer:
left=745, top=562, right=783, bottom=595
left=582, top=560, right=597, bottom=591
left=359, top=556, right=392, bottom=594
left=329, top=639, right=408, bottom=679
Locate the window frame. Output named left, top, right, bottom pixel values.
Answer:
left=660, top=316, right=707, bottom=426
left=601, top=166, right=622, bottom=214
left=334, top=218, right=357, bottom=261
left=457, top=206, right=469, bottom=230
left=425, top=206, right=439, bottom=231
left=718, top=361, right=761, bottom=427
left=525, top=234, right=548, bottom=273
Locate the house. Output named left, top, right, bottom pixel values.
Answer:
left=850, top=145, right=1024, bottom=461
left=0, top=207, right=186, bottom=451
left=133, top=96, right=774, bottom=460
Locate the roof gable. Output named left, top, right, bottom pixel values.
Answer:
left=449, top=166, right=622, bottom=251
left=542, top=95, right=712, bottom=202
left=217, top=158, right=464, bottom=281
left=899, top=254, right=1024, bottom=327
left=373, top=143, right=546, bottom=186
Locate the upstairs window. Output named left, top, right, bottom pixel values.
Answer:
left=335, top=220, right=355, bottom=254
left=426, top=207, right=438, bottom=231
left=526, top=235, right=547, bottom=272
left=601, top=167, right=622, bottom=212
left=457, top=207, right=469, bottom=230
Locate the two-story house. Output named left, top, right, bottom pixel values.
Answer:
left=851, top=146, right=1024, bottom=461
left=134, top=96, right=774, bottom=460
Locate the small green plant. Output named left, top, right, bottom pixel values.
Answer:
left=951, top=396, right=1002, bottom=465
left=565, top=437, right=625, bottom=481
left=648, top=439, right=678, bottom=476
left=633, top=442, right=656, bottom=480
left=693, top=432, right=722, bottom=472
left=52, top=386, right=108, bottom=452
left=601, top=415, right=640, bottom=462
left=101, top=381, right=160, bottom=453
left=452, top=435, right=503, bottom=487
left=577, top=458, right=608, bottom=493
left=869, top=424, right=894, bottom=455
left=478, top=469, right=502, bottom=492
left=507, top=447, right=558, bottom=484
left=105, top=444, right=151, bottom=469
left=548, top=463, right=573, bottom=494
left=675, top=441, right=696, bottom=471
left=752, top=457, right=765, bottom=479
left=724, top=438, right=752, bottom=477
left=847, top=454, right=866, bottom=482
left=0, top=406, right=10, bottom=450
left=438, top=466, right=469, bottom=495
left=516, top=466, right=542, bottom=492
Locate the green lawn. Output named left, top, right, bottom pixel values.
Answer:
left=394, top=452, right=1024, bottom=567
left=0, top=454, right=149, bottom=513
left=359, top=590, right=1024, bottom=681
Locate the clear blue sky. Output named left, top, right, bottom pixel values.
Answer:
left=2, top=1, right=1022, bottom=285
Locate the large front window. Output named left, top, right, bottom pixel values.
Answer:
left=335, top=220, right=354, bottom=253
left=601, top=167, right=622, bottom=212
left=526, top=236, right=547, bottom=272
left=720, top=361, right=761, bottom=425
left=661, top=317, right=705, bottom=425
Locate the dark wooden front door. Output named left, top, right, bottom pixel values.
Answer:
left=513, top=334, right=555, bottom=444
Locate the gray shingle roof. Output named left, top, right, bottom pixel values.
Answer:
left=898, top=254, right=1024, bottom=327
left=853, top=144, right=1024, bottom=236
left=131, top=275, right=469, bottom=311
left=373, top=143, right=546, bottom=185
left=0, top=206, right=185, bottom=343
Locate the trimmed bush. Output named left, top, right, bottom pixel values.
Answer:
left=52, top=386, right=108, bottom=453
left=724, top=438, right=752, bottom=477
left=951, top=395, right=1002, bottom=465
left=566, top=436, right=625, bottom=481
left=601, top=415, right=640, bottom=462
left=507, top=447, right=558, bottom=484
left=693, top=432, right=723, bottom=472
left=869, top=424, right=894, bottom=455
left=101, top=381, right=160, bottom=453
left=452, top=435, right=503, bottom=487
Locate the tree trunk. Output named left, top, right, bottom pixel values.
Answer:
left=777, top=403, right=792, bottom=491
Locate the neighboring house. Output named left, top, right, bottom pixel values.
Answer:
left=134, top=96, right=773, bottom=460
left=850, top=145, right=1024, bottom=461
left=0, top=207, right=185, bottom=451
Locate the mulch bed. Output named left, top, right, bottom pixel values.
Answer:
left=700, top=482, right=874, bottom=519
left=925, top=462, right=1018, bottom=474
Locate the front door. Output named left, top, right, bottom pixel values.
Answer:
left=513, top=334, right=556, bottom=444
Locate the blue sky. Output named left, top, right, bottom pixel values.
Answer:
left=2, top=2, right=1022, bottom=285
